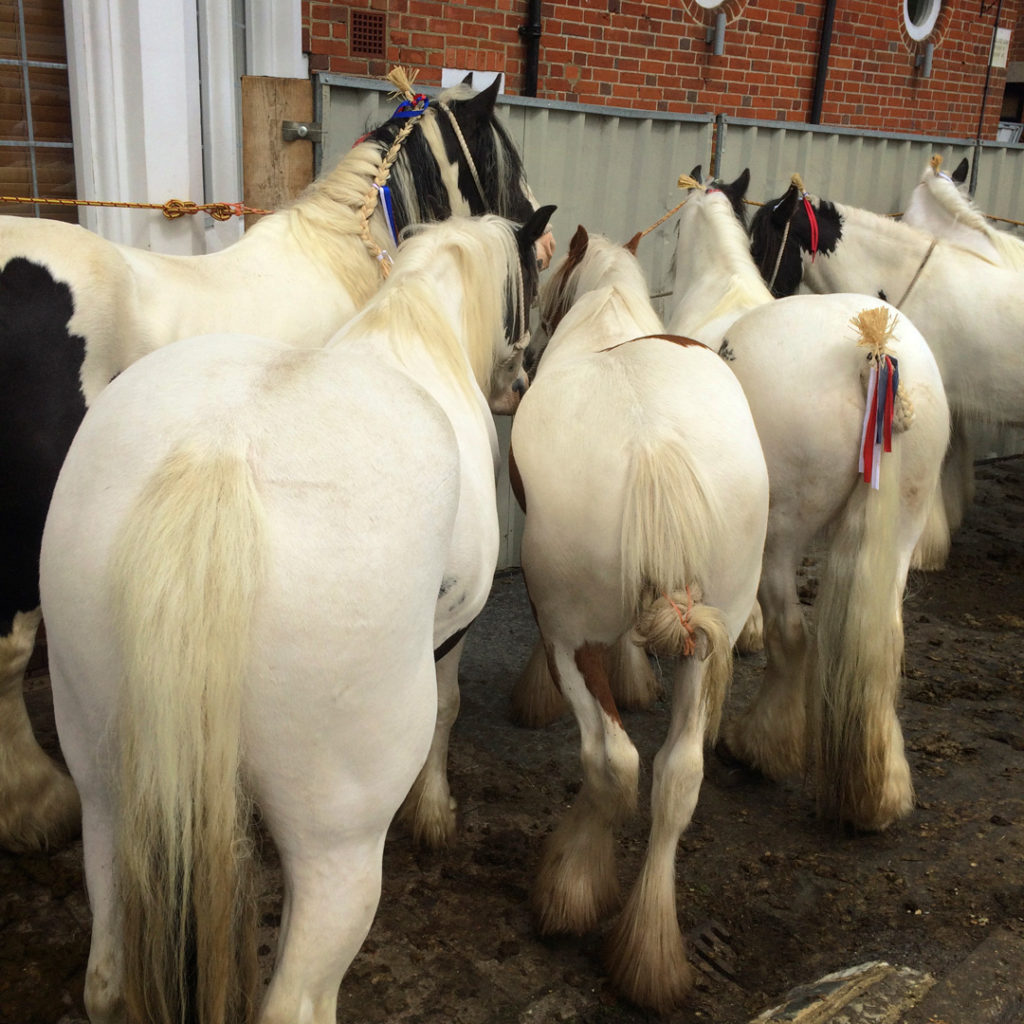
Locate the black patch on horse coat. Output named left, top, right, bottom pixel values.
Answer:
left=0, top=257, right=86, bottom=633
left=749, top=186, right=844, bottom=298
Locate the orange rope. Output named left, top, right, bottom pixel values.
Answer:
left=0, top=195, right=273, bottom=220
left=663, top=587, right=697, bottom=657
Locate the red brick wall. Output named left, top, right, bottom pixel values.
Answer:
left=303, top=0, right=1020, bottom=139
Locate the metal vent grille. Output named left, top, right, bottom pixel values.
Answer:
left=350, top=10, right=386, bottom=58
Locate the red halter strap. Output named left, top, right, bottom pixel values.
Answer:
left=802, top=193, right=819, bottom=261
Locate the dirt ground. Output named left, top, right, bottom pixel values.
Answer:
left=2, top=457, right=1023, bottom=1024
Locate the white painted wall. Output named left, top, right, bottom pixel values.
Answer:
left=62, top=0, right=306, bottom=253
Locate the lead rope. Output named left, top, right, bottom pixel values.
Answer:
left=436, top=102, right=488, bottom=208
left=765, top=173, right=818, bottom=296
left=893, top=239, right=937, bottom=309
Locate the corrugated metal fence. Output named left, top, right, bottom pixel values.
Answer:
left=316, top=74, right=1024, bottom=567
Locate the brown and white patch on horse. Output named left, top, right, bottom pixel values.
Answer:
left=573, top=642, right=623, bottom=727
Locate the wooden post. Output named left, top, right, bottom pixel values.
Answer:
left=240, top=76, right=315, bottom=230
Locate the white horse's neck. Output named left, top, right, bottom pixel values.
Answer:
left=667, top=193, right=771, bottom=347
left=542, top=241, right=663, bottom=362
left=902, top=176, right=1004, bottom=266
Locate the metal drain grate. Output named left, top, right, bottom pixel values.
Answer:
left=350, top=10, right=386, bottom=58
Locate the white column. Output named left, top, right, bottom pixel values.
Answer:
left=63, top=0, right=307, bottom=253
left=63, top=0, right=205, bottom=252
left=246, top=0, right=308, bottom=77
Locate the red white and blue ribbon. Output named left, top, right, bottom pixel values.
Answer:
left=859, top=355, right=899, bottom=488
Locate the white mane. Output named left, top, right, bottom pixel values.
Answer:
left=334, top=215, right=522, bottom=401
left=669, top=191, right=771, bottom=338
left=541, top=232, right=663, bottom=340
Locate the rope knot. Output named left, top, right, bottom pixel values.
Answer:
left=161, top=199, right=199, bottom=219
left=664, top=586, right=698, bottom=658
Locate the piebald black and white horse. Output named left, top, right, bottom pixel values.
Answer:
left=0, top=77, right=547, bottom=853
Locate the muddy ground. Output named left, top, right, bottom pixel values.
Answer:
left=2, top=457, right=1023, bottom=1024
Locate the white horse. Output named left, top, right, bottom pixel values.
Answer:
left=510, top=226, right=768, bottom=1012
left=38, top=208, right=554, bottom=1024
left=0, top=75, right=548, bottom=853
left=669, top=176, right=950, bottom=833
left=901, top=154, right=1024, bottom=547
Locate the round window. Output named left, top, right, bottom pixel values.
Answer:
left=904, top=0, right=941, bottom=40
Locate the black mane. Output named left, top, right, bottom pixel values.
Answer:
left=363, top=84, right=534, bottom=237
left=749, top=184, right=843, bottom=297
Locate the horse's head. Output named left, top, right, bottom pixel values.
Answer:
left=750, top=176, right=843, bottom=297
left=489, top=204, right=557, bottom=415
left=362, top=79, right=541, bottom=242
left=531, top=223, right=657, bottom=371
left=706, top=167, right=752, bottom=231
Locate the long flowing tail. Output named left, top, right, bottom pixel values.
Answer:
left=621, top=437, right=731, bottom=738
left=811, top=447, right=913, bottom=832
left=110, top=441, right=265, bottom=1024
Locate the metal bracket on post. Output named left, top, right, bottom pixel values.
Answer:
left=282, top=120, right=323, bottom=143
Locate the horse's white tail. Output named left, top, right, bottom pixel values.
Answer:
left=621, top=441, right=730, bottom=737
left=810, top=450, right=914, bottom=832
left=110, top=442, right=264, bottom=1024
left=634, top=592, right=732, bottom=740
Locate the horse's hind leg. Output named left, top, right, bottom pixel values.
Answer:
left=80, top=805, right=125, bottom=1024
left=0, top=608, right=80, bottom=851
left=604, top=647, right=721, bottom=1013
left=398, top=638, right=464, bottom=848
left=532, top=640, right=638, bottom=936
left=723, top=547, right=808, bottom=780
left=260, top=833, right=387, bottom=1024
left=734, top=598, right=765, bottom=655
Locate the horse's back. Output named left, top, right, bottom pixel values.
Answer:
left=514, top=338, right=766, bottom=637
left=723, top=292, right=949, bottom=536
left=41, top=332, right=459, bottom=801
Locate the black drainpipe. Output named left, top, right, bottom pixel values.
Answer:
left=971, top=0, right=1006, bottom=194
left=810, top=0, right=838, bottom=124
left=520, top=0, right=542, bottom=97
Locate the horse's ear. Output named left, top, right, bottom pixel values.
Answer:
left=568, top=224, right=589, bottom=264
left=731, top=168, right=751, bottom=198
left=463, top=75, right=501, bottom=120
left=624, top=232, right=642, bottom=256
left=952, top=157, right=969, bottom=184
left=690, top=164, right=703, bottom=182
left=461, top=72, right=474, bottom=86
left=517, top=204, right=556, bottom=254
